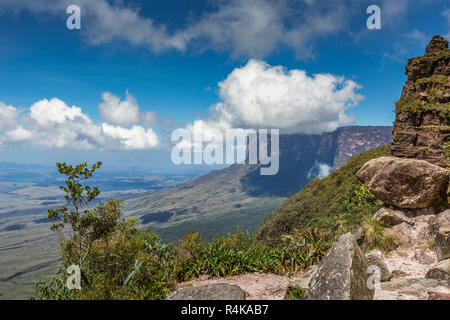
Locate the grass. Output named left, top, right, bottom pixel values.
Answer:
left=284, top=286, right=307, bottom=300
left=360, top=215, right=397, bottom=253
left=33, top=226, right=330, bottom=300
left=255, top=144, right=391, bottom=244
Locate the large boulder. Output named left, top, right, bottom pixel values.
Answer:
left=426, top=259, right=450, bottom=281
left=167, top=284, right=246, bottom=300
left=356, top=157, right=449, bottom=210
left=307, top=233, right=374, bottom=300
left=436, top=224, right=450, bottom=261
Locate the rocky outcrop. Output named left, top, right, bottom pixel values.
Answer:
left=426, top=259, right=450, bottom=281
left=356, top=156, right=449, bottom=210
left=436, top=224, right=450, bottom=261
left=365, top=250, right=391, bottom=282
left=374, top=207, right=414, bottom=226
left=167, top=283, right=246, bottom=300
left=307, top=233, right=374, bottom=300
left=390, top=35, right=450, bottom=168
left=429, top=209, right=450, bottom=235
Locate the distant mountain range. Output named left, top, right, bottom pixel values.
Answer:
left=124, top=126, right=393, bottom=241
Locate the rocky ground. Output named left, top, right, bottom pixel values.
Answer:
left=374, top=214, right=450, bottom=300
left=173, top=273, right=300, bottom=300
left=170, top=212, right=449, bottom=300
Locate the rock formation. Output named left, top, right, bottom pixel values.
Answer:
left=356, top=156, right=448, bottom=211
left=353, top=35, right=450, bottom=300
left=306, top=233, right=374, bottom=300
left=390, top=35, right=450, bottom=168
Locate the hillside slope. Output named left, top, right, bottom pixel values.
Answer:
left=255, top=144, right=390, bottom=241
left=125, top=126, right=391, bottom=241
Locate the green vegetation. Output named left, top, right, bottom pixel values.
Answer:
left=33, top=162, right=330, bottom=300
left=256, top=144, right=394, bottom=251
left=284, top=286, right=306, bottom=300
left=444, top=141, right=450, bottom=161
left=395, top=93, right=450, bottom=119
left=410, top=47, right=450, bottom=63
left=360, top=214, right=396, bottom=253
left=33, top=145, right=397, bottom=300
left=395, top=74, right=450, bottom=118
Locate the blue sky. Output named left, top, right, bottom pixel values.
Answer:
left=0, top=0, right=449, bottom=168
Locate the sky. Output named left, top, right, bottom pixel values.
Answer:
left=0, top=0, right=449, bottom=168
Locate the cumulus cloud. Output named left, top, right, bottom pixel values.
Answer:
left=4, top=125, right=32, bottom=142
left=0, top=102, right=18, bottom=131
left=99, top=91, right=159, bottom=126
left=99, top=91, right=140, bottom=126
left=172, top=60, right=363, bottom=157
left=102, top=123, right=159, bottom=150
left=0, top=0, right=412, bottom=59
left=30, top=98, right=90, bottom=126
left=0, top=97, right=159, bottom=150
left=202, top=59, right=362, bottom=134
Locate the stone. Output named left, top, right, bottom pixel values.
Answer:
left=353, top=227, right=366, bottom=244
left=365, top=250, right=391, bottom=282
left=436, top=224, right=450, bottom=261
left=285, top=265, right=318, bottom=296
left=427, top=291, right=450, bottom=300
left=429, top=209, right=450, bottom=236
left=306, top=233, right=374, bottom=300
left=414, top=250, right=435, bottom=265
left=380, top=278, right=445, bottom=291
left=426, top=259, right=450, bottom=281
left=356, top=156, right=449, bottom=210
left=391, top=269, right=409, bottom=279
left=374, top=207, right=414, bottom=226
left=167, top=284, right=246, bottom=300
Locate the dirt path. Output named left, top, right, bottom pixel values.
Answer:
left=374, top=215, right=450, bottom=300
left=174, top=272, right=304, bottom=300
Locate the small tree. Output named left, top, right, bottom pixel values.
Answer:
left=48, top=162, right=103, bottom=269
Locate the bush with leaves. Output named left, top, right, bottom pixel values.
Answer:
left=34, top=162, right=178, bottom=300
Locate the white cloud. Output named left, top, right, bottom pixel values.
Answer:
left=0, top=97, right=160, bottom=151
left=99, top=91, right=140, bottom=126
left=4, top=125, right=32, bottom=142
left=0, top=0, right=387, bottom=59
left=0, top=102, right=18, bottom=131
left=98, top=91, right=159, bottom=126
left=30, top=98, right=90, bottom=126
left=102, top=123, right=159, bottom=150
left=203, top=59, right=362, bottom=134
